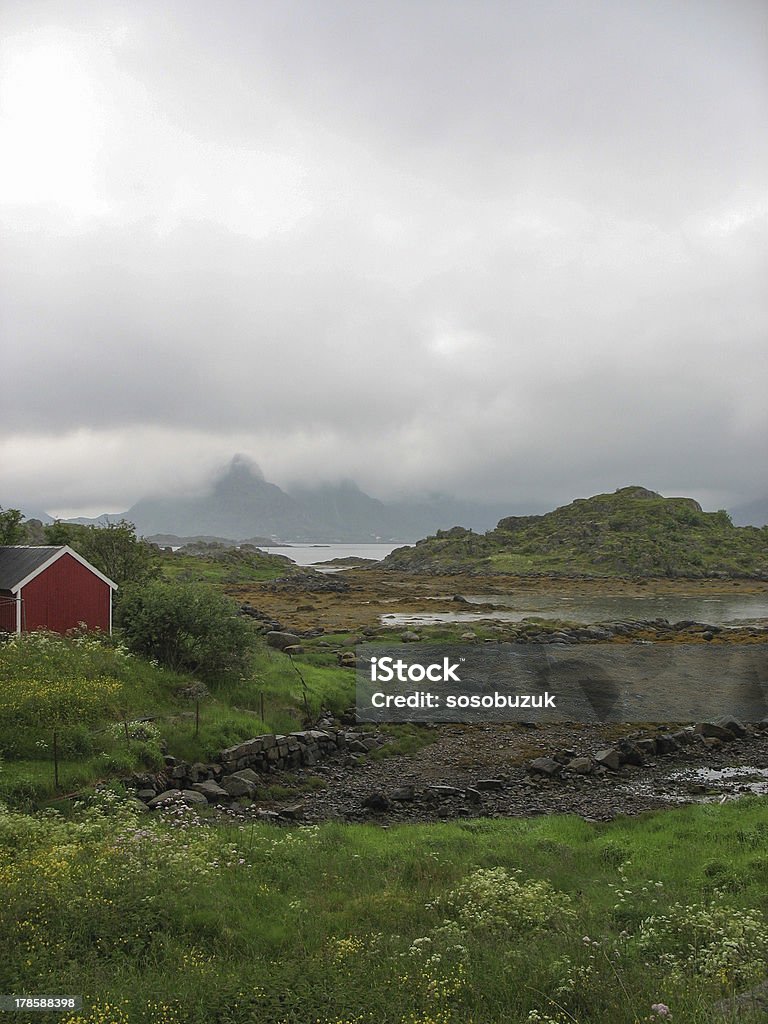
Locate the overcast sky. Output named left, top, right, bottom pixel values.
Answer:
left=1, top=0, right=766, bottom=517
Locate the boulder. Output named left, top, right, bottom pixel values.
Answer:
left=362, top=791, right=391, bottom=811
left=221, top=775, right=257, bottom=798
left=528, top=757, right=563, bottom=777
left=265, top=631, right=302, bottom=651
left=566, top=756, right=593, bottom=775
left=713, top=716, right=747, bottom=738
left=147, top=789, right=207, bottom=809
left=635, top=738, right=657, bottom=756
left=279, top=801, right=305, bottom=820
left=192, top=780, right=231, bottom=803
left=655, top=734, right=680, bottom=755
left=670, top=728, right=695, bottom=745
left=617, top=740, right=646, bottom=766
left=695, top=721, right=736, bottom=741
left=594, top=748, right=621, bottom=772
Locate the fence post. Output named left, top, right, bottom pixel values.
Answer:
left=53, top=730, right=60, bottom=791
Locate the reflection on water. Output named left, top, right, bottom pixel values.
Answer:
left=621, top=765, right=768, bottom=804
left=261, top=542, right=411, bottom=569
left=383, top=593, right=768, bottom=627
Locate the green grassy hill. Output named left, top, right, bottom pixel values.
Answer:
left=157, top=542, right=294, bottom=585
left=383, top=486, right=768, bottom=577
left=0, top=629, right=354, bottom=807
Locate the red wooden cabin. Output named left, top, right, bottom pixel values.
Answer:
left=0, top=546, right=117, bottom=634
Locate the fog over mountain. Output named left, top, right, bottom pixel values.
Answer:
left=1, top=1, right=766, bottom=517
left=113, top=455, right=518, bottom=541
left=39, top=455, right=766, bottom=542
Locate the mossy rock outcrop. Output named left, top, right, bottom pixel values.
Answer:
left=382, top=486, right=768, bottom=578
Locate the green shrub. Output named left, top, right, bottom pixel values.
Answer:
left=116, top=581, right=258, bottom=682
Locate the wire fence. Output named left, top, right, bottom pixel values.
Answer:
left=37, top=688, right=272, bottom=796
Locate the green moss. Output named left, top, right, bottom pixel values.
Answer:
left=383, top=486, right=768, bottom=577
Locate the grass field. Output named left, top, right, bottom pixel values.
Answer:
left=1, top=795, right=766, bottom=1023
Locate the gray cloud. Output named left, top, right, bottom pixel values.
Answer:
left=1, top=0, right=766, bottom=515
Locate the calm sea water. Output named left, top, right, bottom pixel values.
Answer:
left=384, top=593, right=768, bottom=628
left=261, top=542, right=410, bottom=568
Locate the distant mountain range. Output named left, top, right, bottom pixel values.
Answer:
left=19, top=459, right=768, bottom=541
left=54, top=456, right=519, bottom=543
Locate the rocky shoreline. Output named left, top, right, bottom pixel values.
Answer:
left=128, top=714, right=768, bottom=826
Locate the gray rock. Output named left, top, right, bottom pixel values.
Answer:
left=188, top=762, right=210, bottom=782
left=265, top=631, right=302, bottom=650
left=528, top=757, right=563, bottom=777
left=566, top=757, right=593, bottom=775
left=655, top=734, right=680, bottom=755
left=695, top=721, right=736, bottom=741
left=279, top=801, right=305, bottom=820
left=179, top=789, right=209, bottom=805
left=147, top=789, right=185, bottom=809
left=475, top=779, right=505, bottom=791
left=362, top=791, right=391, bottom=811
left=714, top=716, right=747, bottom=738
left=136, top=788, right=157, bottom=802
left=192, top=780, right=231, bottom=803
left=617, top=740, right=645, bottom=766
left=390, top=786, right=416, bottom=801
left=221, top=775, right=257, bottom=798
left=231, top=768, right=260, bottom=783
left=594, top=748, right=621, bottom=772
left=400, top=631, right=421, bottom=642
left=147, top=789, right=208, bottom=809
left=635, top=738, right=657, bottom=755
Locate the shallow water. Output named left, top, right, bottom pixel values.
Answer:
left=260, top=542, right=410, bottom=568
left=619, top=765, right=768, bottom=804
left=383, top=593, right=768, bottom=627
left=668, top=765, right=768, bottom=795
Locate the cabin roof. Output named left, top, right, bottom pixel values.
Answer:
left=0, top=546, right=118, bottom=592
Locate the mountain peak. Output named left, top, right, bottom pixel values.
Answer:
left=614, top=485, right=663, bottom=500
left=223, top=453, right=265, bottom=482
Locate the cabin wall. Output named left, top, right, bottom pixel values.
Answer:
left=20, top=553, right=111, bottom=633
